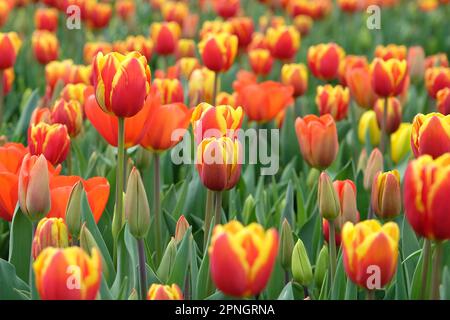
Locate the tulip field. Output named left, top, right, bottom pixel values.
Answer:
left=0, top=0, right=450, bottom=304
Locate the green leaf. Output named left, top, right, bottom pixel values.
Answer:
left=168, top=227, right=192, bottom=290
left=195, top=250, right=214, bottom=300
left=13, top=89, right=40, bottom=142
left=280, top=181, right=295, bottom=227
left=8, top=207, right=32, bottom=283
left=277, top=282, right=294, bottom=300
left=0, top=258, right=30, bottom=300
left=111, top=226, right=134, bottom=299
left=330, top=253, right=347, bottom=300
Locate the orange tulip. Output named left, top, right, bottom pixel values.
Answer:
left=199, top=32, right=238, bottom=73
left=28, top=123, right=70, bottom=165
left=92, top=51, right=151, bottom=118
left=342, top=220, right=399, bottom=290
left=0, top=142, right=28, bottom=221
left=370, top=58, right=408, bottom=97
left=32, top=30, right=59, bottom=65
left=86, top=2, right=112, bottom=29
left=0, top=32, right=21, bottom=69
left=404, top=154, right=450, bottom=240
left=424, top=67, right=450, bottom=99
left=374, top=44, right=407, bottom=61
left=346, top=65, right=377, bottom=109
left=229, top=17, right=254, bottom=48
left=209, top=221, right=278, bottom=297
left=50, top=99, right=83, bottom=138
left=151, top=78, right=184, bottom=105
left=236, top=80, right=293, bottom=123
left=266, top=25, right=300, bottom=61
left=308, top=43, right=345, bottom=81
left=33, top=247, right=101, bottom=300
left=196, top=137, right=241, bottom=191
left=411, top=112, right=450, bottom=159
left=150, top=22, right=181, bottom=56
left=338, top=55, right=368, bottom=86
left=281, top=63, right=308, bottom=97
left=147, top=284, right=183, bottom=300
left=47, top=175, right=109, bottom=223
left=1, top=67, right=13, bottom=96
left=248, top=49, right=273, bottom=76
left=84, top=90, right=151, bottom=148
left=295, top=114, right=338, bottom=169
left=32, top=217, right=69, bottom=259
left=140, top=96, right=191, bottom=152
left=316, top=84, right=350, bottom=121
left=373, top=97, right=402, bottom=134
left=437, top=88, right=450, bottom=115
left=213, top=0, right=239, bottom=19
left=35, top=7, right=59, bottom=32
left=191, top=103, right=243, bottom=144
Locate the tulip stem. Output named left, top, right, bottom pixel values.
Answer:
left=380, top=97, right=389, bottom=154
left=366, top=290, right=375, bottom=300
left=153, top=153, right=162, bottom=262
left=214, top=191, right=222, bottom=225
left=420, top=239, right=431, bottom=300
left=67, top=148, right=73, bottom=175
left=328, top=219, right=337, bottom=287
left=137, top=238, right=147, bottom=300
left=431, top=241, right=443, bottom=300
left=0, top=70, right=3, bottom=129
left=112, top=117, right=125, bottom=244
left=212, top=71, right=219, bottom=105
left=203, top=189, right=215, bottom=250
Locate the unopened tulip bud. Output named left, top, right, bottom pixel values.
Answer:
left=291, top=239, right=313, bottom=286
left=18, top=154, right=51, bottom=221
left=32, top=217, right=69, bottom=259
left=307, top=168, right=320, bottom=190
left=242, top=194, right=255, bottom=223
left=157, top=238, right=177, bottom=282
left=125, top=167, right=150, bottom=239
left=314, top=245, right=329, bottom=288
left=364, top=148, right=384, bottom=190
left=371, top=170, right=401, bottom=219
left=65, top=181, right=83, bottom=239
left=280, top=219, right=295, bottom=270
left=80, top=223, right=109, bottom=280
left=358, top=110, right=381, bottom=146
left=357, top=149, right=368, bottom=173
left=318, top=172, right=340, bottom=221
left=175, top=215, right=190, bottom=244
left=374, top=97, right=402, bottom=135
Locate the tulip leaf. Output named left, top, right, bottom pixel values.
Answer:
left=195, top=250, right=214, bottom=300
left=400, top=216, right=420, bottom=278
left=330, top=253, right=347, bottom=300
left=280, top=106, right=299, bottom=167
left=410, top=240, right=432, bottom=299
left=264, top=258, right=285, bottom=299
left=344, top=278, right=358, bottom=300
left=355, top=172, right=370, bottom=220
left=0, top=258, right=30, bottom=300
left=280, top=181, right=295, bottom=227
left=394, top=253, right=408, bottom=300
left=163, top=208, right=177, bottom=237
left=441, top=266, right=450, bottom=300
left=171, top=172, right=191, bottom=220
left=8, top=207, right=32, bottom=283
left=277, top=282, right=294, bottom=300
left=12, top=89, right=40, bottom=142
left=111, top=226, right=135, bottom=299
left=168, top=227, right=192, bottom=290
left=100, top=276, right=113, bottom=300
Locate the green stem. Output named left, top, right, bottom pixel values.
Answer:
left=203, top=189, right=215, bottom=250
left=420, top=239, right=431, bottom=300
left=212, top=71, right=219, bottom=105
left=366, top=290, right=375, bottom=300
left=0, top=70, right=4, bottom=130
left=29, top=222, right=37, bottom=290
left=214, top=191, right=222, bottom=225
left=328, top=219, right=337, bottom=287
left=380, top=97, right=388, bottom=154
left=137, top=238, right=147, bottom=300
left=153, top=153, right=162, bottom=262
left=431, top=241, right=443, bottom=300
left=112, top=118, right=125, bottom=243
left=67, top=147, right=73, bottom=175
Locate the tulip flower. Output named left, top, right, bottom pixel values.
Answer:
left=47, top=175, right=109, bottom=223
left=358, top=110, right=380, bottom=146
left=86, top=2, right=112, bottom=29
left=1, top=67, right=13, bottom=96
left=0, top=142, right=28, bottom=221
left=116, top=0, right=135, bottom=21
left=35, top=8, right=58, bottom=32
left=236, top=81, right=293, bottom=123
left=92, top=51, right=151, bottom=118
left=196, top=137, right=241, bottom=191
left=175, top=38, right=195, bottom=59
left=0, top=32, right=21, bottom=70
left=83, top=41, right=112, bottom=64
left=209, top=221, right=278, bottom=297
left=266, top=25, right=300, bottom=61
left=248, top=49, right=274, bottom=76
left=151, top=78, right=184, bottom=105
left=51, top=99, right=83, bottom=138
left=213, top=0, right=239, bottom=19
left=374, top=44, right=407, bottom=61
left=411, top=113, right=450, bottom=159
left=0, top=1, right=10, bottom=28
left=60, top=83, right=88, bottom=106
left=425, top=53, right=448, bottom=69
left=407, top=46, right=425, bottom=82
left=229, top=17, right=254, bottom=49
left=293, top=15, right=313, bottom=36
left=175, top=215, right=190, bottom=244
left=342, top=220, right=399, bottom=290
left=370, top=58, right=408, bottom=97
left=346, top=65, right=377, bottom=109
left=279, top=219, right=295, bottom=270
left=424, top=67, right=450, bottom=99
left=390, top=123, right=412, bottom=164
left=123, top=35, right=154, bottom=61
left=295, top=114, right=338, bottom=169
left=322, top=180, right=359, bottom=246
left=291, top=239, right=313, bottom=287
left=191, top=103, right=243, bottom=144
left=33, top=247, right=102, bottom=300
left=373, top=97, right=402, bottom=134
left=281, top=63, right=308, bottom=98
left=28, top=122, right=70, bottom=166
left=32, top=31, right=59, bottom=65
left=216, top=92, right=236, bottom=108
left=18, top=154, right=51, bottom=221
left=147, top=284, right=183, bottom=300
left=338, top=55, right=368, bottom=86
left=437, top=88, right=450, bottom=115
left=150, top=22, right=181, bottom=56
left=315, top=84, right=350, bottom=121
left=363, top=148, right=384, bottom=191
left=371, top=170, right=401, bottom=219
left=189, top=67, right=215, bottom=106
left=175, top=57, right=200, bottom=80
left=248, top=32, right=269, bottom=51
left=199, top=20, right=234, bottom=40
left=161, top=0, right=188, bottom=26
left=307, top=43, right=345, bottom=81
left=337, top=0, right=360, bottom=12
left=198, top=32, right=238, bottom=73
left=32, top=217, right=69, bottom=259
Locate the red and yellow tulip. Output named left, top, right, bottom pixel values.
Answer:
left=373, top=97, right=402, bottom=134
left=151, top=78, right=184, bottom=105
left=147, top=284, right=183, bottom=300
left=150, top=22, right=181, bottom=56
left=411, top=112, right=450, bottom=159
left=371, top=170, right=402, bottom=219
left=281, top=63, right=308, bottom=98
left=28, top=122, right=70, bottom=165
left=346, top=65, right=377, bottom=109
left=266, top=25, right=300, bottom=61
left=213, top=0, right=239, bottom=19
left=32, top=217, right=69, bottom=259
left=437, top=88, right=450, bottom=115
left=0, top=32, right=22, bottom=69
left=315, top=84, right=350, bottom=121
left=51, top=99, right=83, bottom=138
left=248, top=49, right=273, bottom=77
left=374, top=44, right=407, bottom=61
left=308, top=43, right=345, bottom=81
left=35, top=7, right=59, bottom=32
left=370, top=58, right=408, bottom=97
left=198, top=32, right=238, bottom=73
left=424, top=66, right=450, bottom=99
